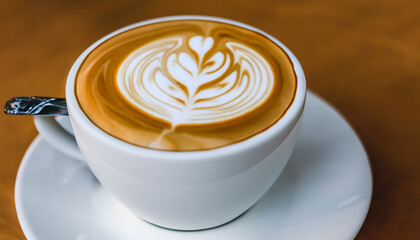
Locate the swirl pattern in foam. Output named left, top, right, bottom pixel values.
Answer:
left=117, top=35, right=274, bottom=126
left=75, top=19, right=296, bottom=151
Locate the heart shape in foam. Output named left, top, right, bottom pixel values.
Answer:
left=116, top=35, right=275, bottom=127
left=189, top=36, right=214, bottom=61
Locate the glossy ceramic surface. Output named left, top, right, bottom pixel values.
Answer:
left=15, top=92, right=372, bottom=240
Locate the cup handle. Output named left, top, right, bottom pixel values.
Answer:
left=34, top=116, right=84, bottom=161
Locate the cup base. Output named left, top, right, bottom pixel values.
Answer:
left=142, top=206, right=252, bottom=231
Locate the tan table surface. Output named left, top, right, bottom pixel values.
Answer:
left=1, top=0, right=419, bottom=239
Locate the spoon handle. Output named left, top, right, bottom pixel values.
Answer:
left=3, top=96, right=68, bottom=116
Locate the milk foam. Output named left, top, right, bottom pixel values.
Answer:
left=76, top=20, right=297, bottom=150
left=117, top=35, right=274, bottom=126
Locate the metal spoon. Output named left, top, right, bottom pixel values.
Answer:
left=3, top=96, right=68, bottom=115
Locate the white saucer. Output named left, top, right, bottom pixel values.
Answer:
left=15, top=92, right=372, bottom=240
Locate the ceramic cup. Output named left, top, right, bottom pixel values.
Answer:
left=34, top=15, right=306, bottom=230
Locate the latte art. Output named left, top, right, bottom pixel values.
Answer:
left=75, top=19, right=297, bottom=151
left=117, top=35, right=274, bottom=126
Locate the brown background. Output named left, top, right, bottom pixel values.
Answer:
left=0, top=0, right=419, bottom=239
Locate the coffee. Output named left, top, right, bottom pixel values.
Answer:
left=75, top=19, right=296, bottom=151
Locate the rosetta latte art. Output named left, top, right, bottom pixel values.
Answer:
left=117, top=35, right=274, bottom=126
left=76, top=20, right=297, bottom=150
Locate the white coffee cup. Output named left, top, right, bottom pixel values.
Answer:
left=34, top=15, right=306, bottom=230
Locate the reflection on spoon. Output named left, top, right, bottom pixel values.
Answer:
left=3, top=96, right=68, bottom=116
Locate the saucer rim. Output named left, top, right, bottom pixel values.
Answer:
left=310, top=91, right=373, bottom=239
left=15, top=136, right=43, bottom=240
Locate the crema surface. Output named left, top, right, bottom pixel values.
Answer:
left=75, top=19, right=296, bottom=151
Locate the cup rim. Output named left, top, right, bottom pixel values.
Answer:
left=66, top=15, right=306, bottom=160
